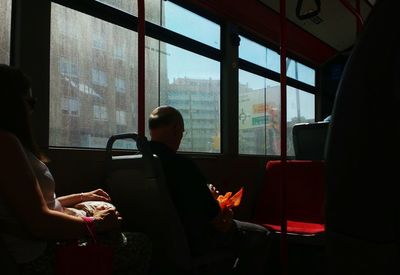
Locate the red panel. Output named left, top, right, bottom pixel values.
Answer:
left=185, top=0, right=337, bottom=65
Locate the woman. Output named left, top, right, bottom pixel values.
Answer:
left=0, top=64, right=151, bottom=274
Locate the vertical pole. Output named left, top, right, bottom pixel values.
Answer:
left=221, top=24, right=239, bottom=155
left=295, top=62, right=301, bottom=122
left=339, top=0, right=364, bottom=34
left=138, top=0, right=145, bottom=136
left=279, top=0, right=288, bottom=274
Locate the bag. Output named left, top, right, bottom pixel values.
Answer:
left=74, top=201, right=116, bottom=216
left=55, top=218, right=114, bottom=275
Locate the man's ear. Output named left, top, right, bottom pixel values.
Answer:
left=172, top=125, right=180, bottom=137
left=172, top=123, right=180, bottom=132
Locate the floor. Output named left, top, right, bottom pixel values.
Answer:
left=266, top=235, right=325, bottom=275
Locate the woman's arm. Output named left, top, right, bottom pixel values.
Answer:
left=58, top=189, right=111, bottom=207
left=0, top=132, right=120, bottom=240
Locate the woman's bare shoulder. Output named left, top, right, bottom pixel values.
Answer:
left=0, top=131, right=25, bottom=156
left=0, top=130, right=18, bottom=142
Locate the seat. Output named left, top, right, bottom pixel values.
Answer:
left=0, top=236, right=19, bottom=275
left=292, top=121, right=329, bottom=160
left=104, top=133, right=236, bottom=275
left=325, top=1, right=400, bottom=274
left=253, top=160, right=325, bottom=242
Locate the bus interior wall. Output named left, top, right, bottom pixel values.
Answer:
left=48, top=149, right=267, bottom=223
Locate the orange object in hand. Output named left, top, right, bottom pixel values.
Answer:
left=217, top=187, right=244, bottom=209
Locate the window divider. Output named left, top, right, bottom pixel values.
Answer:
left=238, top=58, right=317, bottom=93
left=52, top=0, right=138, bottom=32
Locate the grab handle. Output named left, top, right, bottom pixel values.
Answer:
left=106, top=133, right=149, bottom=160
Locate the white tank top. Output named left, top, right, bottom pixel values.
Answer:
left=0, top=149, right=63, bottom=263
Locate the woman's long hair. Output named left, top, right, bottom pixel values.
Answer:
left=0, top=64, right=45, bottom=161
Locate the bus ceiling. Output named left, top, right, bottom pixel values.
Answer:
left=259, top=0, right=374, bottom=54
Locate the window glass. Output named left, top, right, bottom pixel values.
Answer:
left=287, top=58, right=316, bottom=86
left=238, top=71, right=314, bottom=156
left=0, top=0, right=12, bottom=64
left=50, top=3, right=137, bottom=149
left=239, top=36, right=280, bottom=73
left=286, top=85, right=315, bottom=155
left=162, top=1, right=219, bottom=49
left=61, top=97, right=80, bottom=116
left=239, top=70, right=280, bottom=155
left=145, top=37, right=221, bottom=153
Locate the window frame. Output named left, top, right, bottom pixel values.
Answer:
left=237, top=31, right=319, bottom=157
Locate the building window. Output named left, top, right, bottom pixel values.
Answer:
left=59, top=57, right=79, bottom=77
left=61, top=97, right=80, bottom=116
left=113, top=45, right=125, bottom=60
left=50, top=3, right=137, bottom=149
left=0, top=0, right=12, bottom=64
left=91, top=68, right=108, bottom=87
left=116, top=110, right=127, bottom=125
left=93, top=105, right=108, bottom=121
left=115, top=78, right=126, bottom=93
left=93, top=34, right=106, bottom=50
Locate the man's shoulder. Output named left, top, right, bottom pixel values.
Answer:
left=175, top=153, right=197, bottom=168
left=148, top=141, right=202, bottom=174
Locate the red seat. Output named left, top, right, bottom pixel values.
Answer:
left=263, top=221, right=324, bottom=235
left=253, top=160, right=325, bottom=235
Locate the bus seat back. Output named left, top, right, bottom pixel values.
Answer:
left=325, top=1, right=400, bottom=272
left=253, top=160, right=325, bottom=226
left=292, top=121, right=329, bottom=160
left=326, top=231, right=399, bottom=275
left=105, top=135, right=192, bottom=272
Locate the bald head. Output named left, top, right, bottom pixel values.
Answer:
left=149, top=106, right=184, bottom=152
left=149, top=106, right=184, bottom=130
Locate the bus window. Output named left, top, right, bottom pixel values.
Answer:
left=0, top=0, right=12, bottom=64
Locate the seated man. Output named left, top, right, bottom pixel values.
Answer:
left=148, top=105, right=270, bottom=275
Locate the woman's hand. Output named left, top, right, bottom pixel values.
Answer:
left=58, top=189, right=112, bottom=208
left=92, top=209, right=122, bottom=232
left=82, top=189, right=111, bottom=202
